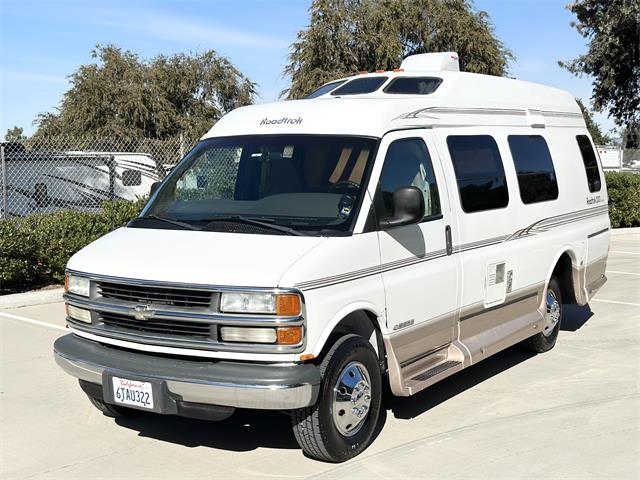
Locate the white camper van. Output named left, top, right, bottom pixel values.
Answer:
left=1, top=149, right=159, bottom=217
left=54, top=52, right=610, bottom=462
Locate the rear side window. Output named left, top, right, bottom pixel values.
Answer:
left=508, top=135, right=559, bottom=204
left=383, top=77, right=442, bottom=95
left=331, top=77, right=387, bottom=95
left=305, top=80, right=347, bottom=99
left=447, top=135, right=509, bottom=213
left=576, top=135, right=602, bottom=192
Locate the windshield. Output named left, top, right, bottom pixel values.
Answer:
left=140, top=135, right=379, bottom=235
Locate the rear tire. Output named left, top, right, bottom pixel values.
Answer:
left=524, top=276, right=562, bottom=353
left=290, top=334, right=382, bottom=462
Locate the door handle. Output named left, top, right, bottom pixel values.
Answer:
left=445, top=225, right=453, bottom=255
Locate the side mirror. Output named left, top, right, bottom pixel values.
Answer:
left=122, top=169, right=142, bottom=186
left=380, top=186, right=425, bottom=229
left=149, top=181, right=161, bottom=196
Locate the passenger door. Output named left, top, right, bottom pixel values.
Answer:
left=369, top=132, right=459, bottom=364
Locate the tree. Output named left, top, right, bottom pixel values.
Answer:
left=576, top=98, right=612, bottom=145
left=560, top=0, right=640, bottom=147
left=34, top=45, right=256, bottom=139
left=4, top=126, right=26, bottom=142
left=283, top=0, right=513, bottom=99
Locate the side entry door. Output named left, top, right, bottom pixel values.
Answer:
left=370, top=132, right=459, bottom=364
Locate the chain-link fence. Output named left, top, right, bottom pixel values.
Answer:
left=0, top=135, right=198, bottom=218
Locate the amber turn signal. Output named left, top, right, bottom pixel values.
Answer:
left=276, top=294, right=301, bottom=316
left=277, top=326, right=303, bottom=345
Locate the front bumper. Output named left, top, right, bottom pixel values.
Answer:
left=54, top=334, right=320, bottom=411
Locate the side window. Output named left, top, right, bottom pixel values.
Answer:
left=377, top=138, right=441, bottom=220
left=576, top=135, right=602, bottom=192
left=508, top=135, right=559, bottom=204
left=447, top=135, right=509, bottom=213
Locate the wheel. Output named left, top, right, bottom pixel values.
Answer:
left=524, top=276, right=562, bottom=353
left=290, top=334, right=382, bottom=462
left=86, top=394, right=139, bottom=418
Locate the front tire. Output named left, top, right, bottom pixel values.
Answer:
left=524, top=276, right=562, bottom=353
left=290, top=334, right=382, bottom=462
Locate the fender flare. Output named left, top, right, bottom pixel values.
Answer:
left=310, top=301, right=386, bottom=358
left=543, top=245, right=586, bottom=308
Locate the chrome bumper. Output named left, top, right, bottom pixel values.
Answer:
left=54, top=334, right=320, bottom=410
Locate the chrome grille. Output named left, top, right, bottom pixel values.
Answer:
left=97, top=281, right=213, bottom=308
left=100, top=312, right=213, bottom=338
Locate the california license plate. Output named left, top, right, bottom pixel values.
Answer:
left=111, top=376, right=154, bottom=409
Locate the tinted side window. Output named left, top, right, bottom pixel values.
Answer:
left=576, top=135, right=602, bottom=192
left=383, top=77, right=442, bottom=95
left=508, top=135, right=559, bottom=204
left=331, top=77, right=387, bottom=95
left=377, top=138, right=441, bottom=220
left=305, top=80, right=347, bottom=99
left=447, top=135, right=509, bottom=213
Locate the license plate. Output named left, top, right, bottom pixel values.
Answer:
left=111, top=376, right=154, bottom=409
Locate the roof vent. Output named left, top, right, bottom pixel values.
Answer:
left=400, top=52, right=460, bottom=72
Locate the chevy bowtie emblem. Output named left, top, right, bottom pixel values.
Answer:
left=130, top=305, right=154, bottom=321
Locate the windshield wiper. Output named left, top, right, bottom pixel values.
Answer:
left=135, top=214, right=199, bottom=231
left=199, top=215, right=305, bottom=236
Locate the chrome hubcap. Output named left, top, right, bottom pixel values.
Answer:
left=543, top=290, right=561, bottom=337
left=332, top=361, right=372, bottom=437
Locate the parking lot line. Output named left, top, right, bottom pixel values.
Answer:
left=609, top=250, right=640, bottom=255
left=606, top=270, right=640, bottom=276
left=0, top=311, right=67, bottom=331
left=590, top=298, right=640, bottom=307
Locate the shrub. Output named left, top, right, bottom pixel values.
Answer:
left=605, top=172, right=640, bottom=228
left=0, top=198, right=146, bottom=292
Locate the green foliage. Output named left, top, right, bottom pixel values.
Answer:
left=0, top=198, right=146, bottom=292
left=560, top=0, right=640, bottom=145
left=605, top=172, right=640, bottom=228
left=4, top=126, right=26, bottom=142
left=283, top=0, right=513, bottom=99
left=34, top=45, right=256, bottom=140
left=576, top=98, right=612, bottom=145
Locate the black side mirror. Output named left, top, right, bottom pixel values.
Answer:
left=149, top=181, right=161, bottom=196
left=380, top=186, right=425, bottom=229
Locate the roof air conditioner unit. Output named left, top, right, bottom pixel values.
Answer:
left=400, top=52, right=460, bottom=72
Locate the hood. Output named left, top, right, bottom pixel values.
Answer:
left=67, top=227, right=326, bottom=287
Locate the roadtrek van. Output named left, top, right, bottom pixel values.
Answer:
left=54, top=52, right=610, bottom=462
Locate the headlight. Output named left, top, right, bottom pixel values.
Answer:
left=220, top=326, right=277, bottom=343
left=66, top=304, right=92, bottom=323
left=220, top=292, right=301, bottom=316
left=65, top=274, right=90, bottom=297
left=220, top=326, right=303, bottom=345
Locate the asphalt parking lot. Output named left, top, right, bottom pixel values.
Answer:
left=1, top=230, right=638, bottom=479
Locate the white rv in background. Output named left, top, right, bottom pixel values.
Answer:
left=1, top=150, right=160, bottom=217
left=55, top=52, right=610, bottom=462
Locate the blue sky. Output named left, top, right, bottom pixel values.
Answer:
left=0, top=0, right=615, bottom=139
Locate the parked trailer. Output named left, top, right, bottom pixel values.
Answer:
left=0, top=150, right=160, bottom=217
left=55, top=52, right=610, bottom=462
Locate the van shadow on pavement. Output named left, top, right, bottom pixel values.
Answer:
left=116, top=408, right=299, bottom=451
left=115, top=305, right=593, bottom=452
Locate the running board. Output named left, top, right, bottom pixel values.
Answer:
left=405, top=358, right=464, bottom=396
left=383, top=339, right=468, bottom=397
